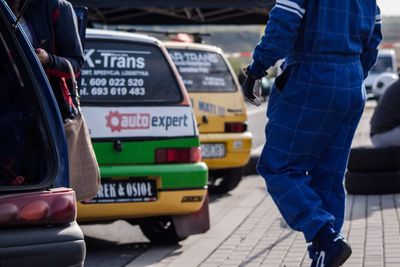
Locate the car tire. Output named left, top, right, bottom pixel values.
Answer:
left=347, top=146, right=400, bottom=172
left=138, top=217, right=187, bottom=244
left=345, top=171, right=400, bottom=195
left=208, top=167, right=243, bottom=194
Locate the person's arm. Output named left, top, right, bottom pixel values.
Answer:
left=360, top=6, right=383, bottom=80
left=247, top=0, right=307, bottom=78
left=46, top=0, right=84, bottom=78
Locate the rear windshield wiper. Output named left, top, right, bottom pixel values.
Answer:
left=11, top=0, right=32, bottom=29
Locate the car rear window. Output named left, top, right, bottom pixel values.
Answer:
left=80, top=39, right=182, bottom=105
left=168, top=49, right=236, bottom=92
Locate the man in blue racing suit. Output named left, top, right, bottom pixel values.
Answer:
left=242, top=0, right=382, bottom=266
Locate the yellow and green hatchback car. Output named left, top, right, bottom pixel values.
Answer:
left=165, top=42, right=252, bottom=193
left=77, top=29, right=209, bottom=243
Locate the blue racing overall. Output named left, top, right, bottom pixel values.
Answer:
left=248, top=0, right=382, bottom=243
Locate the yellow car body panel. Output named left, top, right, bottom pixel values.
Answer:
left=200, top=132, right=252, bottom=169
left=77, top=189, right=207, bottom=222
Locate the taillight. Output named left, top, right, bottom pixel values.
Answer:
left=225, top=122, right=247, bottom=133
left=0, top=188, right=76, bottom=227
left=155, top=147, right=201, bottom=164
left=20, top=200, right=49, bottom=221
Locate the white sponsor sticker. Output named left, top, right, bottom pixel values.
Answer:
left=81, top=106, right=197, bottom=138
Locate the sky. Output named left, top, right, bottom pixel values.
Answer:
left=377, top=0, right=400, bottom=16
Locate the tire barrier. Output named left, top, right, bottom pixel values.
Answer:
left=345, top=171, right=400, bottom=195
left=347, top=146, right=400, bottom=173
left=345, top=146, right=400, bottom=194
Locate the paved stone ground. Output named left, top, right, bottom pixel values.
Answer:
left=199, top=191, right=400, bottom=267
left=126, top=101, right=400, bottom=267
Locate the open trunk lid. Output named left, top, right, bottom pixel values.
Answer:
left=0, top=1, right=67, bottom=193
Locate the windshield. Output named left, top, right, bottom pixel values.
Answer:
left=80, top=39, right=182, bottom=105
left=371, top=56, right=394, bottom=74
left=168, top=49, right=237, bottom=92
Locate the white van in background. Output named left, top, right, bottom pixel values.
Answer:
left=364, top=49, right=398, bottom=98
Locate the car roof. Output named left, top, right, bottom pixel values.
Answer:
left=86, top=28, right=160, bottom=45
left=163, top=41, right=224, bottom=54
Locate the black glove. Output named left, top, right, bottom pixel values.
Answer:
left=242, top=76, right=261, bottom=106
left=242, top=75, right=262, bottom=107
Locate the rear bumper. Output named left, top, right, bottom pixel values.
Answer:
left=77, top=189, right=208, bottom=222
left=200, top=132, right=252, bottom=169
left=0, top=222, right=85, bottom=267
left=77, top=162, right=208, bottom=222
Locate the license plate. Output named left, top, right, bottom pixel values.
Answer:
left=86, top=178, right=157, bottom=203
left=201, top=143, right=225, bottom=159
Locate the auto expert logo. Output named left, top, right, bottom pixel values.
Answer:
left=105, top=111, right=190, bottom=132
left=106, top=111, right=150, bottom=132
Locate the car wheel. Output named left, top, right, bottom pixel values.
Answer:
left=347, top=146, right=400, bottom=172
left=138, top=217, right=187, bottom=244
left=208, top=167, right=243, bottom=194
left=345, top=170, right=400, bottom=195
